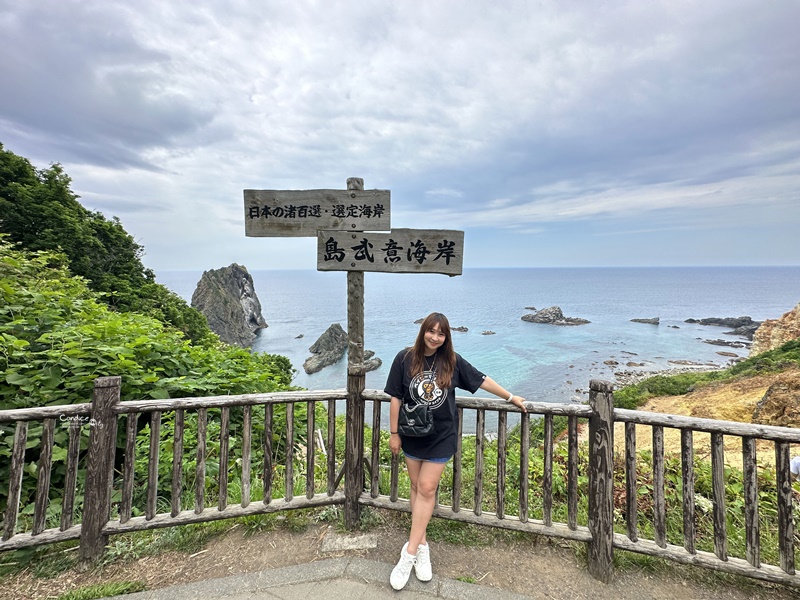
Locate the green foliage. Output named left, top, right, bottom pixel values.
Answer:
left=0, top=238, right=295, bottom=517
left=727, top=339, right=800, bottom=375
left=56, top=581, right=146, bottom=600
left=0, top=143, right=211, bottom=343
left=613, top=340, right=800, bottom=409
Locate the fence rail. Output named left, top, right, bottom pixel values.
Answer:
left=0, top=377, right=798, bottom=588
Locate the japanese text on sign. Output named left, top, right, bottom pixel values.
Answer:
left=244, top=189, right=390, bottom=237
left=247, top=203, right=386, bottom=221
left=317, top=229, right=464, bottom=275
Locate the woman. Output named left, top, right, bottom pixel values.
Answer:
left=384, top=312, right=527, bottom=590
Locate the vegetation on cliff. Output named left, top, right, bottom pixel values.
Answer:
left=0, top=143, right=211, bottom=343
left=613, top=339, right=800, bottom=409
left=0, top=236, right=297, bottom=512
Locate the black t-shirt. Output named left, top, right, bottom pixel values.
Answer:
left=384, top=349, right=485, bottom=459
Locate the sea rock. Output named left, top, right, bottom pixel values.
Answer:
left=521, top=306, right=590, bottom=326
left=725, top=324, right=760, bottom=339
left=703, top=339, right=749, bottom=348
left=481, top=331, right=496, bottom=335
left=751, top=372, right=800, bottom=428
left=190, top=264, right=267, bottom=347
left=303, top=324, right=381, bottom=374
left=363, top=350, right=382, bottom=372
left=751, top=302, right=800, bottom=356
left=685, top=316, right=760, bottom=339
left=304, top=323, right=348, bottom=374
left=631, top=317, right=659, bottom=325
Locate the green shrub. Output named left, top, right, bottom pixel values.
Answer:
left=0, top=238, right=295, bottom=520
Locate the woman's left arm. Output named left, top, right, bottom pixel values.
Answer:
left=480, top=377, right=527, bottom=412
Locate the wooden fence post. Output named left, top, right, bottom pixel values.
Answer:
left=587, top=379, right=614, bottom=583
left=344, top=177, right=366, bottom=529
left=79, top=376, right=121, bottom=563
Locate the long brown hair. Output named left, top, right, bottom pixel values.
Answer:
left=406, top=312, right=456, bottom=389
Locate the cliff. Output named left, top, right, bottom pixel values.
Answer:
left=191, top=264, right=267, bottom=347
left=750, top=302, right=800, bottom=356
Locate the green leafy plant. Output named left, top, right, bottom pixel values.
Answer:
left=0, top=238, right=296, bottom=523
left=56, top=581, right=146, bottom=599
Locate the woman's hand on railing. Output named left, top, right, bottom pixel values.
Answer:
left=509, top=395, right=527, bottom=412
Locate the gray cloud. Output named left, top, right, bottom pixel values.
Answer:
left=1, top=0, right=798, bottom=269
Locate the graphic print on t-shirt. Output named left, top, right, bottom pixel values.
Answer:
left=409, top=369, right=445, bottom=409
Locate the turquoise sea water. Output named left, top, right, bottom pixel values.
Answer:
left=158, top=266, right=800, bottom=409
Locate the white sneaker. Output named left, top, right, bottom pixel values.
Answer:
left=390, top=542, right=416, bottom=590
left=414, top=543, right=432, bottom=581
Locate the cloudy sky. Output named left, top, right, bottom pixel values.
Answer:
left=2, top=0, right=798, bottom=271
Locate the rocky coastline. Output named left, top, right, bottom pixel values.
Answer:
left=612, top=363, right=727, bottom=388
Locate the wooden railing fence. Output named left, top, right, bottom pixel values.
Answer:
left=0, top=377, right=798, bottom=588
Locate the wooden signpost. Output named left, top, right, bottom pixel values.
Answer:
left=244, top=177, right=464, bottom=527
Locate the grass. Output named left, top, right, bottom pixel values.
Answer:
left=56, top=582, right=145, bottom=600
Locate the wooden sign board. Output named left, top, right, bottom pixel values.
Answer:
left=244, top=189, right=390, bottom=237
left=317, top=228, right=464, bottom=275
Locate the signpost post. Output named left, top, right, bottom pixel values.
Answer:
left=244, top=178, right=464, bottom=527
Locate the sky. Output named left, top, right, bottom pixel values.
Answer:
left=2, top=0, right=799, bottom=271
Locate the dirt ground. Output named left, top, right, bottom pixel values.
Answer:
left=2, top=515, right=796, bottom=600
left=2, top=371, right=798, bottom=600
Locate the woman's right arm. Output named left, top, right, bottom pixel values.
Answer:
left=389, top=396, right=402, bottom=455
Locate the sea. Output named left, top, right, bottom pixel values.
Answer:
left=157, top=267, right=800, bottom=410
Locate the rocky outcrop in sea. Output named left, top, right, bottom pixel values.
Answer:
left=631, top=317, right=659, bottom=325
left=191, top=264, right=267, bottom=347
left=684, top=316, right=761, bottom=340
left=363, top=350, right=382, bottom=372
left=303, top=323, right=382, bottom=374
left=304, top=323, right=348, bottom=374
left=522, top=306, right=590, bottom=326
left=751, top=302, right=800, bottom=356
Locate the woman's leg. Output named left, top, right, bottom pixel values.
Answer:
left=404, top=458, right=446, bottom=554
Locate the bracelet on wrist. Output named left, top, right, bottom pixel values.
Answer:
left=506, top=392, right=514, bottom=402
left=391, top=431, right=398, bottom=435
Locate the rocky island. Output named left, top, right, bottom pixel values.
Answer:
left=304, top=323, right=348, bottom=374
left=522, top=306, right=590, bottom=326
left=191, top=264, right=267, bottom=347
left=303, top=323, right=382, bottom=374
left=684, top=316, right=760, bottom=339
